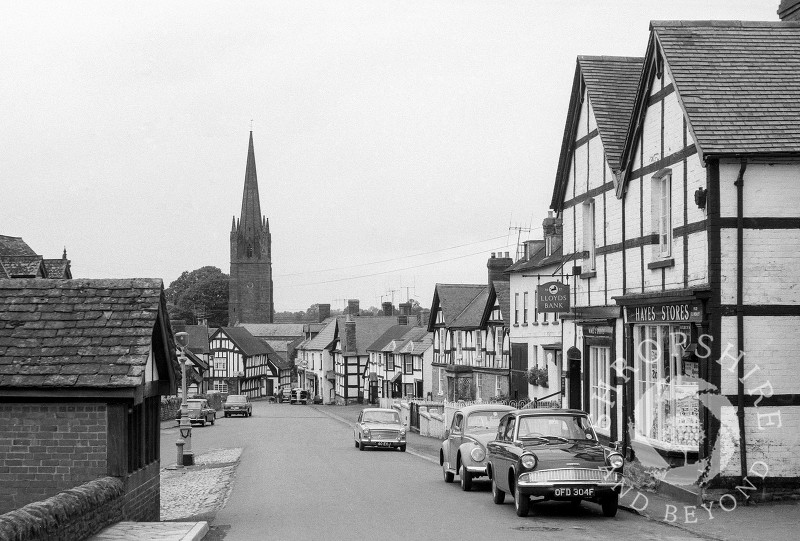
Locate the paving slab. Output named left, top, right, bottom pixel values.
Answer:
left=89, top=521, right=208, bottom=541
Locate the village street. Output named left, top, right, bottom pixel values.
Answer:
left=158, top=401, right=707, bottom=541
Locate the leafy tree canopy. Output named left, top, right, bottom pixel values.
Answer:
left=166, top=266, right=229, bottom=327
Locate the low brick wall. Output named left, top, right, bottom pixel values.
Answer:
left=0, top=476, right=123, bottom=541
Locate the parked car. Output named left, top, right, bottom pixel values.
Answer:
left=176, top=398, right=216, bottom=426
left=290, top=388, right=310, bottom=404
left=353, top=408, right=406, bottom=451
left=277, top=386, right=292, bottom=403
left=440, top=404, right=516, bottom=490
left=223, top=394, right=252, bottom=417
left=486, top=409, right=624, bottom=517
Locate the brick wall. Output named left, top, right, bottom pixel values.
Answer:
left=122, top=461, right=160, bottom=521
left=0, top=403, right=108, bottom=514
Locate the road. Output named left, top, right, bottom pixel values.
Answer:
left=161, top=401, right=707, bottom=541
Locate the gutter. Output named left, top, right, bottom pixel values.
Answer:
left=734, top=158, right=748, bottom=500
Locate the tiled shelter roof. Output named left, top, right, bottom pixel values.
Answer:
left=0, top=278, right=177, bottom=390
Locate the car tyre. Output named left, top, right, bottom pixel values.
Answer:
left=355, top=439, right=359, bottom=448
left=199, top=419, right=205, bottom=427
left=491, top=476, right=505, bottom=504
left=601, top=494, right=619, bottom=517
left=442, top=460, right=454, bottom=483
left=399, top=445, right=406, bottom=452
left=359, top=438, right=366, bottom=451
left=514, top=485, right=530, bottom=517
left=460, top=463, right=473, bottom=491
left=210, top=416, right=215, bottom=425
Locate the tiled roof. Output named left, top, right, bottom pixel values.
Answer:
left=652, top=21, right=800, bottom=157
left=393, top=327, right=431, bottom=354
left=215, top=327, right=272, bottom=356
left=304, top=318, right=337, bottom=351
left=552, top=56, right=643, bottom=210
left=779, top=0, right=800, bottom=20
left=434, top=284, right=487, bottom=327
left=491, top=280, right=511, bottom=328
left=237, top=323, right=305, bottom=338
left=450, top=287, right=489, bottom=329
left=1, top=256, right=44, bottom=277
left=0, top=278, right=176, bottom=389
left=42, top=259, right=71, bottom=279
left=0, top=236, right=37, bottom=257
left=337, top=316, right=398, bottom=357
left=507, top=237, right=564, bottom=273
left=367, top=324, right=418, bottom=352
left=264, top=339, right=289, bottom=353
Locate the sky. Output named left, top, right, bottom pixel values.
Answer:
left=1, top=1, right=779, bottom=312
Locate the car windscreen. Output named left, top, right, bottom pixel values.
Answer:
left=516, top=415, right=596, bottom=442
left=187, top=402, right=204, bottom=409
left=464, top=411, right=506, bottom=434
left=227, top=396, right=246, bottom=403
left=362, top=411, right=400, bottom=424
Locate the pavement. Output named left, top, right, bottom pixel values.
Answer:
left=91, top=403, right=800, bottom=541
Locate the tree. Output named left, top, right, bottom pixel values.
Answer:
left=166, top=266, right=229, bottom=327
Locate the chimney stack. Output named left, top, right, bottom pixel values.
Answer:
left=487, top=252, right=513, bottom=285
left=318, top=303, right=331, bottom=322
left=399, top=302, right=411, bottom=316
left=382, top=302, right=393, bottom=316
left=345, top=318, right=357, bottom=353
left=347, top=299, right=360, bottom=317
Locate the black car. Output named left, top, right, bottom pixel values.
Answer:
left=486, top=409, right=624, bottom=517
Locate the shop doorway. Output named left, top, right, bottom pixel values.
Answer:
left=567, top=347, right=582, bottom=410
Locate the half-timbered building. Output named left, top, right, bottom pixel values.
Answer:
left=611, top=20, right=800, bottom=492
left=208, top=327, right=282, bottom=398
left=550, top=55, right=643, bottom=444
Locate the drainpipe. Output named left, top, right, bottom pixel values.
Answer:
left=734, top=158, right=748, bottom=498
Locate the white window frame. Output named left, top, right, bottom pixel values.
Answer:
left=514, top=293, right=519, bottom=324
left=655, top=171, right=672, bottom=257
left=583, top=198, right=596, bottom=271
left=523, top=292, right=528, bottom=324
left=589, top=346, right=612, bottom=434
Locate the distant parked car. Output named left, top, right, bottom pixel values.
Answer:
left=277, top=386, right=292, bottom=403
left=440, top=404, right=516, bottom=490
left=176, top=398, right=216, bottom=427
left=486, top=409, right=624, bottom=517
left=223, top=394, right=252, bottom=417
left=353, top=408, right=406, bottom=451
left=290, top=388, right=310, bottom=404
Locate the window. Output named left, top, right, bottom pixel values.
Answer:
left=213, top=380, right=229, bottom=393
left=654, top=171, right=672, bottom=257
left=404, top=355, right=412, bottom=374
left=413, top=355, right=422, bottom=371
left=523, top=292, right=528, bottom=324
left=583, top=199, right=596, bottom=271
left=452, top=413, right=464, bottom=434
left=514, top=293, right=519, bottom=324
left=589, top=346, right=612, bottom=433
left=633, top=324, right=698, bottom=450
left=387, top=354, right=395, bottom=371
left=214, top=353, right=226, bottom=372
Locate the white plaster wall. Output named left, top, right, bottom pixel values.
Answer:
left=719, top=161, right=800, bottom=219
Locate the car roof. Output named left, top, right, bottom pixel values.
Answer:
left=187, top=398, right=205, bottom=402
left=361, top=408, right=398, bottom=413
left=455, top=404, right=517, bottom=415
left=508, top=408, right=588, bottom=417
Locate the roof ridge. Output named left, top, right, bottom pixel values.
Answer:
left=577, top=55, right=644, bottom=63
left=651, top=20, right=800, bottom=28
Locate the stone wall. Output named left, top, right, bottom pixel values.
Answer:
left=0, top=403, right=108, bottom=514
left=0, top=476, right=123, bottom=541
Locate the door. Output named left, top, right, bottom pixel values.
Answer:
left=448, top=413, right=465, bottom=468
left=266, top=378, right=274, bottom=397
left=510, top=343, right=528, bottom=400
left=568, top=356, right=582, bottom=410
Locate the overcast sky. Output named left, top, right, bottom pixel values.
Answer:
left=1, top=1, right=778, bottom=312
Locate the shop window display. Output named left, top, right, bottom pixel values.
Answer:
left=634, top=324, right=699, bottom=450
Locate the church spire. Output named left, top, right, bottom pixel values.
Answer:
left=240, top=131, right=262, bottom=232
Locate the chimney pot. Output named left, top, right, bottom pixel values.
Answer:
left=347, top=299, right=360, bottom=317
left=317, top=303, right=331, bottom=322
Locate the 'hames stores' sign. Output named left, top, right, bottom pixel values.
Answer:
left=536, top=281, right=570, bottom=313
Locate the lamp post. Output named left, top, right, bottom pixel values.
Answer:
left=175, top=332, right=194, bottom=467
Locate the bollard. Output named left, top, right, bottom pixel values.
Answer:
left=176, top=440, right=185, bottom=469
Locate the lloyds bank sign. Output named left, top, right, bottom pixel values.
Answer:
left=536, top=281, right=570, bottom=313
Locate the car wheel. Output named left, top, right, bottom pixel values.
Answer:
left=460, top=463, right=473, bottom=491
left=442, top=460, right=454, bottom=483
left=210, top=416, right=215, bottom=425
left=514, top=485, right=530, bottom=517
left=355, top=439, right=359, bottom=448
left=601, top=494, right=619, bottom=517
left=224, top=413, right=229, bottom=418
left=399, top=445, right=406, bottom=452
left=359, top=437, right=366, bottom=451
left=199, top=419, right=205, bottom=427
left=491, top=476, right=505, bottom=504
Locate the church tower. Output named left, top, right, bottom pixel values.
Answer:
left=229, top=132, right=274, bottom=325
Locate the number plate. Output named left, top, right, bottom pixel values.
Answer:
left=376, top=442, right=393, bottom=447
left=553, top=487, right=595, bottom=498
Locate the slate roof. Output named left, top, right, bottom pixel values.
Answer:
left=779, top=0, right=800, bottom=20
left=1, top=256, right=44, bottom=278
left=552, top=56, right=643, bottom=211
left=394, top=327, right=432, bottom=355
left=176, top=324, right=210, bottom=355
left=632, top=21, right=800, bottom=162
left=0, top=236, right=37, bottom=257
left=433, top=284, right=487, bottom=328
left=367, top=324, right=418, bottom=353
left=237, top=323, right=305, bottom=338
left=506, top=237, right=564, bottom=274
left=43, top=259, right=71, bottom=279
left=304, top=318, right=337, bottom=351
left=491, top=280, right=511, bottom=328
left=450, top=286, right=489, bottom=329
left=0, top=278, right=177, bottom=390
left=214, top=327, right=272, bottom=356
left=336, top=316, right=399, bottom=357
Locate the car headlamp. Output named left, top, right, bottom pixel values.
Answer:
left=470, top=447, right=486, bottom=462
left=400, top=427, right=407, bottom=436
left=363, top=428, right=370, bottom=438
left=608, top=453, right=624, bottom=469
left=520, top=453, right=537, bottom=470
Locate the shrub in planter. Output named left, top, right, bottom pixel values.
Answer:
left=526, top=367, right=549, bottom=387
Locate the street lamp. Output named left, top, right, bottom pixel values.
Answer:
left=176, top=332, right=194, bottom=467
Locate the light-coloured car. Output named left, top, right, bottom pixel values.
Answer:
left=223, top=394, right=252, bottom=417
left=353, top=408, right=406, bottom=451
left=440, top=404, right=516, bottom=490
left=178, top=398, right=216, bottom=427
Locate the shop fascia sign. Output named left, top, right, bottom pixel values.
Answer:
left=625, top=301, right=703, bottom=324
left=536, top=281, right=570, bottom=313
